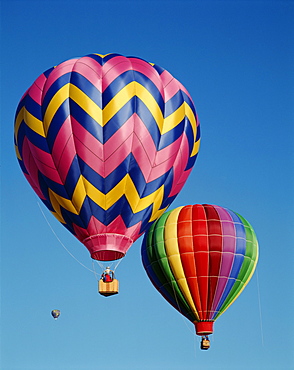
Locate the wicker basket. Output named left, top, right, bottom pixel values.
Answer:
left=99, top=279, right=119, bottom=296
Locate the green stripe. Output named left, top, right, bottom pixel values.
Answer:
left=146, top=212, right=195, bottom=320
left=215, top=215, right=258, bottom=319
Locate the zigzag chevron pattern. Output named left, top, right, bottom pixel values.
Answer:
left=14, top=53, right=200, bottom=260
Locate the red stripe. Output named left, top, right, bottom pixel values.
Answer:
left=192, top=205, right=209, bottom=319
left=177, top=206, right=202, bottom=317
left=204, top=205, right=223, bottom=315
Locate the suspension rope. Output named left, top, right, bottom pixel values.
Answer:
left=92, top=258, right=123, bottom=281
left=37, top=202, right=94, bottom=273
left=170, top=279, right=196, bottom=336
left=92, top=260, right=101, bottom=281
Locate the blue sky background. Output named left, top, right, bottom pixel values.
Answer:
left=1, top=1, right=293, bottom=369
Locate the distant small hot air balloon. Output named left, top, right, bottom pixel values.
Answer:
left=141, top=204, right=258, bottom=349
left=14, top=53, right=200, bottom=263
left=51, top=309, right=60, bottom=320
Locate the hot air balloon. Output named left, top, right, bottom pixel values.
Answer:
left=141, top=204, right=258, bottom=349
left=51, top=309, right=60, bottom=320
left=14, top=53, right=200, bottom=266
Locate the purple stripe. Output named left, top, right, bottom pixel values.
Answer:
left=210, top=207, right=236, bottom=317
left=212, top=209, right=246, bottom=317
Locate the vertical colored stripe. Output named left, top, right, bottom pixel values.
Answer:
left=164, top=207, right=200, bottom=320
left=141, top=204, right=258, bottom=328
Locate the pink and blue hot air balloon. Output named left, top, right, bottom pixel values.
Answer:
left=14, top=53, right=200, bottom=261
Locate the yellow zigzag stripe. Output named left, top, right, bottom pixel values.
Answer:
left=48, top=174, right=168, bottom=224
left=192, top=139, right=200, bottom=157
left=103, top=81, right=164, bottom=130
left=44, top=84, right=103, bottom=134
left=14, top=107, right=45, bottom=149
left=42, top=81, right=197, bottom=136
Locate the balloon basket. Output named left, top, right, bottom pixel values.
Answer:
left=200, top=338, right=210, bottom=350
left=99, top=279, right=119, bottom=297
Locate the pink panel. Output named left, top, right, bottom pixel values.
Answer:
left=160, top=70, right=181, bottom=102
left=27, top=141, right=62, bottom=184
left=71, top=116, right=103, bottom=159
left=73, top=57, right=103, bottom=89
left=22, top=138, right=45, bottom=199
left=43, top=59, right=78, bottom=97
left=176, top=80, right=193, bottom=101
left=129, top=58, right=164, bottom=97
left=28, top=74, right=47, bottom=105
left=154, top=135, right=182, bottom=166
left=133, top=113, right=157, bottom=163
left=83, top=233, right=133, bottom=261
left=103, top=135, right=133, bottom=177
left=51, top=116, right=75, bottom=183
left=169, top=168, right=192, bottom=196
left=73, top=214, right=143, bottom=243
left=103, top=115, right=135, bottom=159
left=101, top=56, right=132, bottom=91
left=169, top=134, right=190, bottom=197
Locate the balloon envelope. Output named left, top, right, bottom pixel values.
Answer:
left=51, top=309, right=60, bottom=319
left=141, top=204, right=258, bottom=335
left=14, top=53, right=200, bottom=261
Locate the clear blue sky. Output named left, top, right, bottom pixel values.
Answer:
left=1, top=1, right=293, bottom=369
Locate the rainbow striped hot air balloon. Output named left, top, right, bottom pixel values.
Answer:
left=14, top=53, right=200, bottom=261
left=142, top=204, right=258, bottom=348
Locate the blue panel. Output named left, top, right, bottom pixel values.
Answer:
left=70, top=71, right=102, bottom=109
left=42, top=73, right=72, bottom=114
left=69, top=99, right=103, bottom=142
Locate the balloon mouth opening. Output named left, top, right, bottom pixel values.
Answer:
left=83, top=233, right=133, bottom=262
left=194, top=321, right=214, bottom=336
left=91, top=250, right=125, bottom=261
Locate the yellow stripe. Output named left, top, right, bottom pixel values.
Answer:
left=102, top=81, right=135, bottom=123
left=92, top=53, right=111, bottom=57
left=15, top=145, right=22, bottom=160
left=191, top=138, right=200, bottom=157
left=135, top=83, right=164, bottom=131
left=184, top=102, right=197, bottom=138
left=72, top=176, right=88, bottom=211
left=44, top=84, right=103, bottom=134
left=43, top=84, right=69, bottom=134
left=14, top=108, right=24, bottom=142
left=15, top=106, right=46, bottom=141
left=161, top=101, right=197, bottom=138
left=104, top=174, right=166, bottom=220
left=51, top=210, right=65, bottom=224
left=46, top=174, right=167, bottom=222
left=164, top=208, right=199, bottom=320
left=162, top=103, right=185, bottom=135
left=84, top=178, right=106, bottom=209
left=24, top=109, right=46, bottom=137
left=48, top=188, right=79, bottom=219
left=69, top=84, right=103, bottom=126
left=103, top=81, right=164, bottom=131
